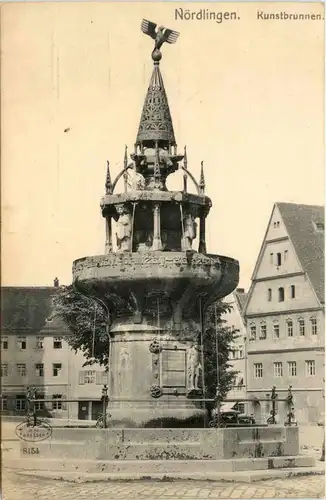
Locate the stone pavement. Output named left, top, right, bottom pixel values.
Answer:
left=2, top=470, right=325, bottom=499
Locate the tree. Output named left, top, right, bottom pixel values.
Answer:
left=53, top=286, right=239, bottom=393
left=202, top=300, right=240, bottom=404
left=52, top=285, right=110, bottom=368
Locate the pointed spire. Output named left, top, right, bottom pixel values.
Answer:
left=183, top=146, right=188, bottom=193
left=199, top=161, right=205, bottom=194
left=136, top=62, right=176, bottom=148
left=105, top=161, right=112, bottom=194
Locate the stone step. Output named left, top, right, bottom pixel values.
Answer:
left=5, top=455, right=316, bottom=475
left=6, top=462, right=324, bottom=484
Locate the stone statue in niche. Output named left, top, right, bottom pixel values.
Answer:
left=116, top=204, right=132, bottom=252
left=135, top=231, right=153, bottom=252
left=187, top=344, right=202, bottom=391
left=161, top=231, right=168, bottom=251
left=182, top=211, right=197, bottom=251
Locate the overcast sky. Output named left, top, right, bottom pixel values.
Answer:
left=1, top=2, right=324, bottom=291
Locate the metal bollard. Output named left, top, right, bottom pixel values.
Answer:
left=101, top=384, right=109, bottom=429
left=270, top=386, right=277, bottom=424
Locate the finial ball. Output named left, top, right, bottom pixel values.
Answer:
left=152, top=49, right=162, bottom=62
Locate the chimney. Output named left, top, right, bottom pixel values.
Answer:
left=53, top=277, right=59, bottom=288
left=236, top=288, right=245, bottom=293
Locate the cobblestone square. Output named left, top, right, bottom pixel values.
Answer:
left=2, top=471, right=325, bottom=500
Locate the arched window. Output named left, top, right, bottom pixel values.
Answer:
left=249, top=323, right=256, bottom=340
left=260, top=321, right=267, bottom=339
left=278, top=287, right=284, bottom=302
left=268, top=288, right=272, bottom=301
left=273, top=321, right=280, bottom=339
left=298, top=318, right=305, bottom=336
left=286, top=319, right=293, bottom=337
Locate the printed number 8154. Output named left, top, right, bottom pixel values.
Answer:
left=22, top=448, right=40, bottom=454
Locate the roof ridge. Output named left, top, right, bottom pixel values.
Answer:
left=278, top=203, right=324, bottom=305
left=276, top=202, right=324, bottom=209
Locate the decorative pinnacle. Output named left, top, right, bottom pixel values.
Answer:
left=199, top=161, right=205, bottom=194
left=141, top=19, right=180, bottom=62
left=154, top=143, right=161, bottom=187
left=105, top=161, right=112, bottom=194
left=183, top=146, right=188, bottom=193
left=183, top=146, right=188, bottom=169
left=124, top=145, right=128, bottom=169
left=123, top=146, right=129, bottom=193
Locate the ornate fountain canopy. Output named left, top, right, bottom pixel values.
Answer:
left=136, top=62, right=176, bottom=147
left=136, top=19, right=180, bottom=148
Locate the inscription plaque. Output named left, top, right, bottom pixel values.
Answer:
left=161, top=349, right=186, bottom=387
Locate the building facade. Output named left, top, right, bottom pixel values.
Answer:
left=0, top=282, right=107, bottom=420
left=223, top=289, right=248, bottom=413
left=243, top=203, right=325, bottom=424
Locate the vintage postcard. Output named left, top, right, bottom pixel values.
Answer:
left=1, top=1, right=324, bottom=499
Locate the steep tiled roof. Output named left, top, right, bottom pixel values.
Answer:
left=234, top=291, right=248, bottom=314
left=277, top=203, right=325, bottom=304
left=1, top=286, right=65, bottom=333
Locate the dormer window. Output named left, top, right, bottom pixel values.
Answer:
left=313, top=221, right=324, bottom=232
left=53, top=337, right=62, bottom=349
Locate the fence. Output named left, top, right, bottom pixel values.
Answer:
left=21, top=384, right=297, bottom=429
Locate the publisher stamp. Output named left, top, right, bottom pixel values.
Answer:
left=15, top=420, right=52, bottom=443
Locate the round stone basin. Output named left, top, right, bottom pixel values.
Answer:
left=73, top=251, right=239, bottom=301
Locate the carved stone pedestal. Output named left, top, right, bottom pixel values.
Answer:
left=107, top=322, right=205, bottom=427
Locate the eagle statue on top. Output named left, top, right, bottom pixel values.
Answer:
left=141, top=19, right=180, bottom=61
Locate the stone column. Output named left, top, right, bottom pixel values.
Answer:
left=105, top=217, right=112, bottom=253
left=152, top=203, right=162, bottom=251
left=198, top=215, right=207, bottom=254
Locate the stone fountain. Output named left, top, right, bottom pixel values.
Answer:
left=8, top=21, right=314, bottom=479
left=72, top=19, right=239, bottom=428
